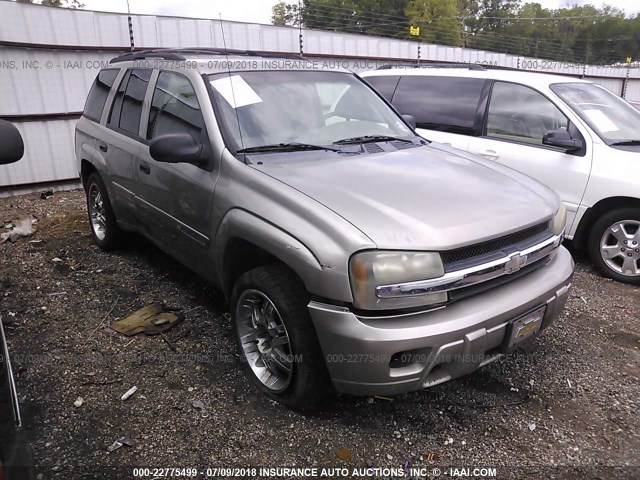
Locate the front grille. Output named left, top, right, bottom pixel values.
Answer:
left=448, top=255, right=550, bottom=303
left=442, top=222, right=550, bottom=271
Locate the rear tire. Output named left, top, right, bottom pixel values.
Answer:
left=85, top=172, right=122, bottom=251
left=587, top=208, right=640, bottom=285
left=230, top=264, right=335, bottom=410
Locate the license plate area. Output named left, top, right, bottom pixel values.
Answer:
left=500, top=306, right=546, bottom=353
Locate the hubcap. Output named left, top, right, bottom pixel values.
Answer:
left=88, top=183, right=107, bottom=241
left=235, top=289, right=293, bottom=392
left=600, top=220, right=640, bottom=277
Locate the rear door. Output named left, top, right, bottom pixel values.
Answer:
left=465, top=81, right=592, bottom=231
left=389, top=75, right=487, bottom=151
left=100, top=68, right=153, bottom=226
left=135, top=70, right=216, bottom=275
left=78, top=68, right=123, bottom=208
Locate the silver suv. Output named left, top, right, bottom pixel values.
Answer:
left=76, top=49, right=574, bottom=409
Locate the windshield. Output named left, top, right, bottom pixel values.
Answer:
left=207, top=70, right=415, bottom=152
left=550, top=82, right=640, bottom=145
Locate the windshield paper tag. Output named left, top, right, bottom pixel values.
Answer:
left=583, top=109, right=619, bottom=132
left=210, top=75, right=262, bottom=108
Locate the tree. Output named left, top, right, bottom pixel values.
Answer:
left=16, top=0, right=85, bottom=8
left=273, top=1, right=412, bottom=38
left=268, top=0, right=640, bottom=64
left=272, top=2, right=300, bottom=26
left=457, top=0, right=480, bottom=46
left=500, top=3, right=554, bottom=58
left=405, top=0, right=463, bottom=46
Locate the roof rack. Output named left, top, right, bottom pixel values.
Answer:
left=110, top=48, right=305, bottom=64
left=376, top=62, right=486, bottom=71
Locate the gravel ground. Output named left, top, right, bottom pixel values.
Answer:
left=1, top=190, right=639, bottom=480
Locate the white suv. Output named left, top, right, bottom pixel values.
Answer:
left=363, top=66, right=640, bottom=284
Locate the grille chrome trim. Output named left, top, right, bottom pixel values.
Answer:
left=441, top=221, right=550, bottom=266
left=376, top=232, right=564, bottom=299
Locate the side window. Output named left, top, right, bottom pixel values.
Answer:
left=120, top=69, right=152, bottom=135
left=486, top=82, right=569, bottom=145
left=147, top=72, right=204, bottom=142
left=108, top=70, right=128, bottom=128
left=392, top=76, right=485, bottom=135
left=364, top=75, right=400, bottom=101
left=83, top=69, right=119, bottom=122
left=107, top=69, right=152, bottom=136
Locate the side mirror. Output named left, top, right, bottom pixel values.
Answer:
left=0, top=119, right=25, bottom=165
left=543, top=129, right=582, bottom=153
left=402, top=114, right=417, bottom=129
left=149, top=133, right=205, bottom=165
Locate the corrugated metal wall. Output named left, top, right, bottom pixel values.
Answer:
left=1, top=1, right=639, bottom=187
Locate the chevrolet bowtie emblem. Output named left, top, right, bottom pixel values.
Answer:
left=504, top=252, right=527, bottom=274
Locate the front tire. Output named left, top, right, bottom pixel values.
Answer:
left=85, top=172, right=122, bottom=250
left=230, top=264, right=335, bottom=410
left=588, top=208, right=640, bottom=285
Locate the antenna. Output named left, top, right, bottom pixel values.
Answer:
left=126, top=0, right=134, bottom=52
left=218, top=14, right=247, bottom=158
left=297, top=0, right=303, bottom=56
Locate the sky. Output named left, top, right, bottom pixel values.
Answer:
left=80, top=0, right=277, bottom=24
left=78, top=0, right=640, bottom=24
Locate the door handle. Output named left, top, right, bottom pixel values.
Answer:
left=477, top=149, right=499, bottom=160
left=98, top=143, right=108, bottom=152
left=139, top=162, right=151, bottom=175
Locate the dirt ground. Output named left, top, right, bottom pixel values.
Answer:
left=1, top=190, right=639, bottom=480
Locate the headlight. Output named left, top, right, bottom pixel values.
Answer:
left=349, top=251, right=446, bottom=310
left=552, top=202, right=567, bottom=236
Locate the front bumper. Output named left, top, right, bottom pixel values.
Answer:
left=309, top=246, right=575, bottom=396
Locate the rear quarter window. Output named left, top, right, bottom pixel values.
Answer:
left=83, top=69, right=119, bottom=122
left=392, top=76, right=485, bottom=135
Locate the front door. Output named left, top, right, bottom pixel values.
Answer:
left=466, top=81, right=592, bottom=232
left=101, top=68, right=152, bottom=226
left=135, top=70, right=216, bottom=276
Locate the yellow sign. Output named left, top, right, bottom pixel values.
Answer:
left=409, top=26, right=420, bottom=36
left=626, top=56, right=633, bottom=63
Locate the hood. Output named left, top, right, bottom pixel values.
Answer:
left=254, top=145, right=558, bottom=250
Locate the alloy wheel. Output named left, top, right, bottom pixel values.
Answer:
left=599, top=220, right=640, bottom=277
left=235, top=289, right=293, bottom=392
left=88, top=183, right=107, bottom=241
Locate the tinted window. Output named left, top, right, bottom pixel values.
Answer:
left=487, top=82, right=569, bottom=145
left=147, top=72, right=204, bottom=142
left=119, top=69, right=151, bottom=135
left=365, top=75, right=400, bottom=101
left=83, top=69, right=119, bottom=122
left=107, top=69, right=151, bottom=135
left=392, top=76, right=485, bottom=135
left=108, top=70, right=128, bottom=127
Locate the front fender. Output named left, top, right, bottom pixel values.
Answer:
left=213, top=209, right=353, bottom=302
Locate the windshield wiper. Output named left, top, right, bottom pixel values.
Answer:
left=237, top=142, right=341, bottom=153
left=609, top=140, right=640, bottom=146
left=333, top=135, right=415, bottom=145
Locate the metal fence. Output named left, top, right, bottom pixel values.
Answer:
left=0, top=1, right=639, bottom=188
